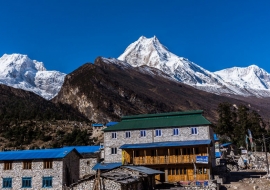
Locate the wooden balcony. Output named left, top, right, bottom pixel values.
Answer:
left=168, top=174, right=209, bottom=182
left=126, top=154, right=208, bottom=165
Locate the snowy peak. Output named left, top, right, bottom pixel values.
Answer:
left=214, top=65, right=270, bottom=90
left=118, top=36, right=171, bottom=67
left=0, top=53, right=66, bottom=100
left=0, top=53, right=46, bottom=73
left=118, top=36, right=221, bottom=86
left=118, top=36, right=270, bottom=97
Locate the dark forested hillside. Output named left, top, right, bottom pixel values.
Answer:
left=0, top=84, right=95, bottom=150
left=0, top=84, right=87, bottom=123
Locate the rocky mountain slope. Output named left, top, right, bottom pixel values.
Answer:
left=0, top=54, right=66, bottom=100
left=52, top=57, right=270, bottom=123
left=118, top=36, right=270, bottom=97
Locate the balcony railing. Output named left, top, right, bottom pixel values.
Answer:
left=128, top=154, right=208, bottom=165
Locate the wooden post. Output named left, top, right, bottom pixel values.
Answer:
left=132, top=150, right=134, bottom=165
left=144, top=150, right=146, bottom=164
left=168, top=148, right=170, bottom=164
left=156, top=149, right=158, bottom=164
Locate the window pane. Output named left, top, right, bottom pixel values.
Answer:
left=191, top=127, right=198, bottom=134
left=126, top=131, right=130, bottom=138
left=3, top=178, right=12, bottom=188
left=43, top=177, right=53, bottom=187
left=173, top=128, right=179, bottom=135
left=111, top=148, right=117, bottom=154
left=44, top=160, right=53, bottom=169
left=22, top=177, right=31, bottom=188
left=141, top=130, right=146, bottom=137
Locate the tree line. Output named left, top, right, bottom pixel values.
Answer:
left=214, top=102, right=268, bottom=148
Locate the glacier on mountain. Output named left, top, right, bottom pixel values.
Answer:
left=0, top=54, right=66, bottom=100
left=118, top=36, right=270, bottom=97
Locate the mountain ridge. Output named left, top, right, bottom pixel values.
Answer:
left=118, top=36, right=270, bottom=97
left=0, top=53, right=66, bottom=100
left=53, top=57, right=270, bottom=123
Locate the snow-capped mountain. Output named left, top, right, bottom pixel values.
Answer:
left=118, top=36, right=270, bottom=97
left=0, top=54, right=66, bottom=100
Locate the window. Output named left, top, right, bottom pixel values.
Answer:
left=4, top=162, right=12, bottom=170
left=140, top=130, right=146, bottom=137
left=3, top=178, right=12, bottom=188
left=111, top=132, right=117, bottom=139
left=155, top=129, right=162, bottom=137
left=22, top=177, right=32, bottom=188
left=173, top=128, right=179, bottom=136
left=44, top=160, right=53, bottom=169
left=125, top=131, right=131, bottom=138
left=23, top=161, right=32, bottom=169
left=42, top=177, right=52, bottom=188
left=111, top=147, right=117, bottom=154
left=191, top=127, right=198, bottom=135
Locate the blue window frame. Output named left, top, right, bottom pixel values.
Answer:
left=191, top=127, right=198, bottom=135
left=173, top=128, right=179, bottom=136
left=42, top=177, right=53, bottom=188
left=111, top=132, right=117, bottom=139
left=3, top=178, right=12, bottom=188
left=140, top=130, right=146, bottom=137
left=155, top=129, right=162, bottom=137
left=125, top=131, right=131, bottom=138
left=22, top=177, right=32, bottom=188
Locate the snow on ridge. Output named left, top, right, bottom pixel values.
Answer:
left=118, top=36, right=270, bottom=98
left=0, top=53, right=66, bottom=100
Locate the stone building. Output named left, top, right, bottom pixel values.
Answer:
left=67, top=146, right=102, bottom=178
left=0, top=147, right=81, bottom=189
left=70, top=165, right=163, bottom=190
left=103, top=110, right=215, bottom=183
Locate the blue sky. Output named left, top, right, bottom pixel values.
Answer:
left=1, top=0, right=270, bottom=74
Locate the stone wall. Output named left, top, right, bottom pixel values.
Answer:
left=0, top=149, right=81, bottom=189
left=0, top=159, right=63, bottom=189
left=71, top=167, right=145, bottom=190
left=62, top=150, right=81, bottom=187
left=79, top=158, right=97, bottom=178
left=104, top=125, right=211, bottom=163
left=70, top=176, right=123, bottom=190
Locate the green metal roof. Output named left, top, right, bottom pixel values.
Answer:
left=103, top=110, right=211, bottom=132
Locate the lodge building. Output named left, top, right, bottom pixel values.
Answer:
left=103, top=110, right=215, bottom=183
left=0, top=146, right=101, bottom=189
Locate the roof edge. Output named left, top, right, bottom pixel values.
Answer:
left=121, top=110, right=203, bottom=121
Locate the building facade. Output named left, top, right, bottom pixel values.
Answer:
left=0, top=147, right=81, bottom=189
left=103, top=110, right=215, bottom=183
